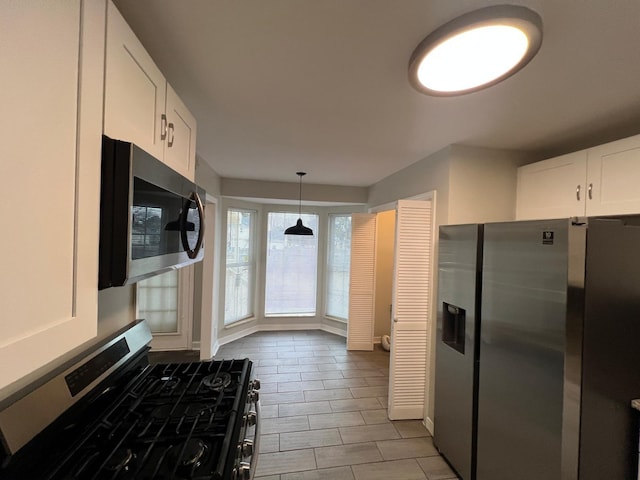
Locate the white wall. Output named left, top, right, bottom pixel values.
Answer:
left=367, top=144, right=530, bottom=431
left=448, top=145, right=534, bottom=224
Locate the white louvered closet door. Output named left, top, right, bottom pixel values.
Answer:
left=388, top=199, right=434, bottom=419
left=347, top=213, right=377, bottom=351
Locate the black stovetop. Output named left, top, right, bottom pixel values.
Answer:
left=1, top=357, right=252, bottom=480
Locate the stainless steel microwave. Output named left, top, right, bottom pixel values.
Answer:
left=99, top=135, right=205, bottom=289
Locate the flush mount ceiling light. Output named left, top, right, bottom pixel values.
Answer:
left=408, top=5, right=542, bottom=96
left=285, top=172, right=313, bottom=236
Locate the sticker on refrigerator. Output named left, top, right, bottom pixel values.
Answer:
left=542, top=231, right=554, bottom=245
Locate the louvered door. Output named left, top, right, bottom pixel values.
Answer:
left=347, top=213, right=376, bottom=350
left=388, top=199, right=434, bottom=419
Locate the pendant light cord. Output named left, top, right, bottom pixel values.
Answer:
left=296, top=171, right=305, bottom=217
left=298, top=174, right=302, bottom=217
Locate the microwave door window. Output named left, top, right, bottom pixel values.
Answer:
left=131, top=206, right=162, bottom=258
left=132, top=178, right=186, bottom=259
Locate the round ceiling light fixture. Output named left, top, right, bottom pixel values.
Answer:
left=408, top=5, right=543, bottom=96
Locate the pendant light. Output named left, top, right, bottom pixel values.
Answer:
left=408, top=5, right=543, bottom=96
left=285, top=172, right=313, bottom=236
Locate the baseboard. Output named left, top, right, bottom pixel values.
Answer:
left=321, top=323, right=347, bottom=338
left=218, top=324, right=260, bottom=347
left=259, top=322, right=323, bottom=331
left=424, top=416, right=434, bottom=435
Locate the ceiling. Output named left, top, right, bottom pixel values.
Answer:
left=114, top=0, right=640, bottom=188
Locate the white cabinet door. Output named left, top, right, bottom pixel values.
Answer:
left=516, top=151, right=588, bottom=220
left=586, top=135, right=640, bottom=216
left=104, top=1, right=166, bottom=161
left=164, top=84, right=197, bottom=181
left=0, top=1, right=103, bottom=391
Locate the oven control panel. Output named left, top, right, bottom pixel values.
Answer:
left=65, top=339, right=130, bottom=396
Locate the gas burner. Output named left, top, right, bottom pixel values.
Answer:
left=170, top=438, right=207, bottom=467
left=104, top=448, right=133, bottom=471
left=184, top=403, right=210, bottom=417
left=158, top=375, right=180, bottom=390
left=151, top=404, right=174, bottom=419
left=202, top=372, right=232, bottom=390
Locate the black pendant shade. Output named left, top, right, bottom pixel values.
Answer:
left=285, top=172, right=314, bottom=236
left=285, top=218, right=313, bottom=235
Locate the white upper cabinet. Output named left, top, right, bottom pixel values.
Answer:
left=164, top=84, right=198, bottom=179
left=517, top=134, right=640, bottom=219
left=516, top=151, right=588, bottom=220
left=104, top=2, right=197, bottom=180
left=586, top=135, right=640, bottom=216
left=0, top=1, right=104, bottom=391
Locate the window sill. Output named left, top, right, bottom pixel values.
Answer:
left=324, top=316, right=348, bottom=324
left=224, top=316, right=257, bottom=329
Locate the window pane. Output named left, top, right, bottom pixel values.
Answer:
left=138, top=269, right=179, bottom=333
left=265, top=212, right=318, bottom=316
left=326, top=215, right=351, bottom=320
left=225, top=209, right=255, bottom=324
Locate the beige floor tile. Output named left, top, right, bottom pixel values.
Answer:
left=255, top=475, right=281, bottom=480
left=376, top=437, right=439, bottom=460
left=322, top=377, right=368, bottom=389
left=360, top=409, right=390, bottom=425
left=277, top=380, right=325, bottom=392
left=315, top=442, right=383, bottom=468
left=352, top=459, right=427, bottom=480
left=329, top=398, right=382, bottom=412
left=256, top=449, right=317, bottom=476
left=281, top=466, right=355, bottom=480
left=262, top=415, right=310, bottom=434
left=416, top=456, right=460, bottom=479
left=308, top=411, right=365, bottom=430
left=260, top=373, right=303, bottom=383
left=278, top=364, right=319, bottom=373
left=279, top=401, right=332, bottom=417
left=260, top=434, right=280, bottom=453
left=301, top=371, right=344, bottom=381
left=339, top=423, right=401, bottom=444
left=364, top=376, right=389, bottom=386
left=304, top=388, right=353, bottom=402
left=280, top=428, right=342, bottom=451
left=393, top=420, right=430, bottom=438
left=329, top=397, right=382, bottom=413
left=261, top=391, right=305, bottom=405
left=261, top=404, right=279, bottom=418
left=350, top=386, right=389, bottom=398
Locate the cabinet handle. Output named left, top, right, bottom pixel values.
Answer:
left=161, top=114, right=168, bottom=140
left=588, top=183, right=593, bottom=200
left=576, top=184, right=581, bottom=201
left=167, top=123, right=175, bottom=147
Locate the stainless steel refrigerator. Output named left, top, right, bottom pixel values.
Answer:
left=477, top=216, right=640, bottom=480
left=434, top=224, right=483, bottom=480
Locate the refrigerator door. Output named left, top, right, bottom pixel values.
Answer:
left=434, top=224, right=482, bottom=480
left=580, top=216, right=640, bottom=480
left=477, top=219, right=569, bottom=480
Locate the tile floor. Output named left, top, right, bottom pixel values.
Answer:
left=212, top=330, right=460, bottom=480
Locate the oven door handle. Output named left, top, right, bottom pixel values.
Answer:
left=181, top=191, right=205, bottom=259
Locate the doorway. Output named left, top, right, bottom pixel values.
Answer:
left=347, top=194, right=435, bottom=420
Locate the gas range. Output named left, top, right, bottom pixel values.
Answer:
left=0, top=321, right=260, bottom=480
